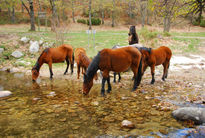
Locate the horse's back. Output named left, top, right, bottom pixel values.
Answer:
left=99, top=47, right=141, bottom=72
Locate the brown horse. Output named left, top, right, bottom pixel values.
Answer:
left=139, top=46, right=172, bottom=84
left=128, top=25, right=139, bottom=45
left=31, top=44, right=74, bottom=81
left=83, top=46, right=142, bottom=96
left=74, top=48, right=97, bottom=80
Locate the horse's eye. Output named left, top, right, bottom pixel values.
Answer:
left=128, top=33, right=131, bottom=36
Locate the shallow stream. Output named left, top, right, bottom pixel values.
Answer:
left=0, top=71, right=188, bottom=137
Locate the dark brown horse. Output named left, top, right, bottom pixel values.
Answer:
left=83, top=46, right=142, bottom=96
left=74, top=48, right=97, bottom=80
left=139, top=46, right=172, bottom=84
left=31, top=44, right=74, bottom=81
left=128, top=25, right=139, bottom=45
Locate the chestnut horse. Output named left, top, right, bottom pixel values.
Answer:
left=83, top=46, right=142, bottom=96
left=112, top=44, right=143, bottom=83
left=74, top=48, right=97, bottom=80
left=128, top=25, right=139, bottom=45
left=139, top=46, right=172, bottom=84
left=31, top=44, right=74, bottom=81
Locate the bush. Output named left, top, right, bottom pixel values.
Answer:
left=200, top=20, right=205, bottom=27
left=140, top=27, right=157, bottom=41
left=77, top=19, right=87, bottom=24
left=87, top=18, right=101, bottom=25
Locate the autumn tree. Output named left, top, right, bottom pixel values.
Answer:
left=21, top=0, right=36, bottom=31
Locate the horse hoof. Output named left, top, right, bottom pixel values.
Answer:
left=150, top=81, right=154, bottom=84
left=107, top=90, right=111, bottom=93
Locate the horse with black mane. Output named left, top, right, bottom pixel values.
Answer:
left=139, top=46, right=172, bottom=84
left=83, top=46, right=142, bottom=96
left=31, top=44, right=74, bottom=81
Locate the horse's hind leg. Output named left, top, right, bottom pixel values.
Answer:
left=48, top=62, right=53, bottom=79
left=101, top=78, right=106, bottom=96
left=118, top=73, right=121, bottom=82
left=150, top=65, right=155, bottom=84
left=162, top=62, right=169, bottom=81
left=113, top=72, right=117, bottom=83
left=64, top=58, right=69, bottom=75
left=107, top=76, right=112, bottom=93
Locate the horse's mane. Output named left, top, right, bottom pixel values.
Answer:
left=32, top=48, right=49, bottom=71
left=84, top=52, right=100, bottom=82
left=137, top=47, right=152, bottom=54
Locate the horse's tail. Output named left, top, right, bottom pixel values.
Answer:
left=137, top=57, right=143, bottom=86
left=85, top=52, right=100, bottom=81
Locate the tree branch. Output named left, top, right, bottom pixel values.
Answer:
left=21, top=0, right=30, bottom=15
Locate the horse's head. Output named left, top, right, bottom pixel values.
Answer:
left=82, top=74, right=93, bottom=95
left=31, top=67, right=39, bottom=82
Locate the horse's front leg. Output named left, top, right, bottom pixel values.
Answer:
left=113, top=72, right=117, bottom=83
left=150, top=65, right=155, bottom=84
left=118, top=73, right=121, bottom=82
left=77, top=64, right=80, bottom=79
left=64, top=58, right=69, bottom=75
left=101, top=77, right=106, bottom=96
left=48, top=62, right=53, bottom=79
left=107, top=76, right=112, bottom=93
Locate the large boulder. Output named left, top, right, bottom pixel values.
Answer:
left=29, top=41, right=39, bottom=54
left=172, top=107, right=205, bottom=124
left=11, top=50, right=23, bottom=58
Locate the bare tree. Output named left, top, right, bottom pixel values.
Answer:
left=140, top=0, right=147, bottom=28
left=88, top=0, right=92, bottom=30
left=21, top=0, right=35, bottom=31
left=71, top=0, right=75, bottom=23
left=112, top=0, right=115, bottom=27
left=49, top=0, right=59, bottom=31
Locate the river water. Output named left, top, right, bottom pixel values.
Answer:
left=0, top=71, right=186, bottom=137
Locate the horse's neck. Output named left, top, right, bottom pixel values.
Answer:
left=81, top=54, right=90, bottom=67
left=35, top=57, right=44, bottom=71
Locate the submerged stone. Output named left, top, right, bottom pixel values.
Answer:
left=121, top=120, right=135, bottom=129
left=0, top=90, right=12, bottom=98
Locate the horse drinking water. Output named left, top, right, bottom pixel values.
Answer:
left=74, top=48, right=97, bottom=80
left=32, top=44, right=74, bottom=81
left=139, top=46, right=172, bottom=84
left=83, top=46, right=142, bottom=96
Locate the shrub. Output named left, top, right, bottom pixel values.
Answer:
left=87, top=18, right=101, bottom=25
left=77, top=19, right=87, bottom=24
left=200, top=20, right=205, bottom=27
left=140, top=27, right=157, bottom=41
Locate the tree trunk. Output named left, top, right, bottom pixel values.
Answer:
left=29, top=0, right=35, bottom=31
left=8, top=8, right=11, bottom=17
left=101, top=9, right=104, bottom=25
left=128, top=0, right=132, bottom=24
left=21, top=3, right=24, bottom=13
left=37, top=0, right=42, bottom=12
left=111, top=0, right=115, bottom=27
left=72, top=0, right=75, bottom=23
left=163, top=15, right=171, bottom=32
left=50, top=0, right=59, bottom=31
left=88, top=0, right=92, bottom=30
left=140, top=0, right=147, bottom=28
left=11, top=6, right=15, bottom=23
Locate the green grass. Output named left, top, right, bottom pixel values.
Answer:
left=0, top=26, right=204, bottom=68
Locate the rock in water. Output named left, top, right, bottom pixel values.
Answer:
left=0, top=91, right=12, bottom=98
left=11, top=50, right=23, bottom=58
left=29, top=41, right=39, bottom=54
left=172, top=107, right=205, bottom=124
left=121, top=120, right=135, bottom=129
